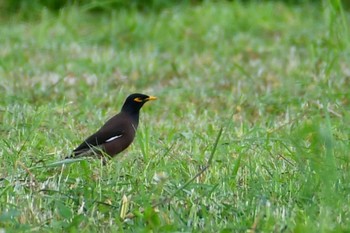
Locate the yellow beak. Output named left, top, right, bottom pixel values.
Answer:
left=147, top=96, right=157, bottom=101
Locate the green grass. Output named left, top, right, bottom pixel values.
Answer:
left=1, top=0, right=350, bottom=232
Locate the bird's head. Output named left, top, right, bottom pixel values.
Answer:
left=121, top=93, right=157, bottom=114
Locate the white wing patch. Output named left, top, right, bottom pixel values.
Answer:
left=105, top=134, right=123, bottom=143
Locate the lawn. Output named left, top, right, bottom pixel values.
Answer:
left=0, top=0, right=350, bottom=232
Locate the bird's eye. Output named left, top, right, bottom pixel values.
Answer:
left=134, top=97, right=143, bottom=103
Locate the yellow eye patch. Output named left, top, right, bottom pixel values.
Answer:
left=134, top=97, right=143, bottom=102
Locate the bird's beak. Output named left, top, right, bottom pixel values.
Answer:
left=146, top=96, right=157, bottom=101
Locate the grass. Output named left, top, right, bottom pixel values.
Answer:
left=0, top=0, right=350, bottom=232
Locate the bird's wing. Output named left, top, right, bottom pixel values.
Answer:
left=69, top=112, right=136, bottom=158
left=72, top=129, right=124, bottom=153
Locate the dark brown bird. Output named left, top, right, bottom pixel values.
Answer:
left=67, top=93, right=157, bottom=160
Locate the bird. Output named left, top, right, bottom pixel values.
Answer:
left=66, top=93, right=157, bottom=160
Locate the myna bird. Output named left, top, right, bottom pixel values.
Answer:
left=66, top=93, right=157, bottom=160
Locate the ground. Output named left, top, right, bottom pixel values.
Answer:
left=0, top=1, right=349, bottom=232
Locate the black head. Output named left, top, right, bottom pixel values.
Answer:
left=121, top=93, right=157, bottom=114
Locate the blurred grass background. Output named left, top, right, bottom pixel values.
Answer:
left=0, top=0, right=350, bottom=232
